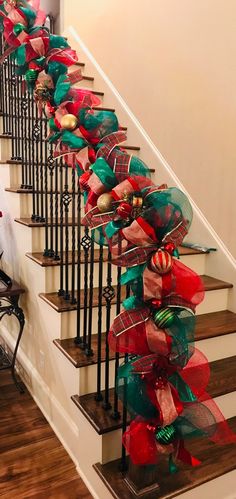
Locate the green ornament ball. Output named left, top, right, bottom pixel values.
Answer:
left=25, top=69, right=38, bottom=86
left=13, top=23, right=26, bottom=36
left=153, top=307, right=175, bottom=329
left=156, top=425, right=177, bottom=445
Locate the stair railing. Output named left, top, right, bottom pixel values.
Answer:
left=0, top=30, right=128, bottom=470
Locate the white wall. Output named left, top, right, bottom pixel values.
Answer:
left=61, top=0, right=236, bottom=257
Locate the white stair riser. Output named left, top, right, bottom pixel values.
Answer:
left=0, top=136, right=11, bottom=161
left=34, top=252, right=207, bottom=293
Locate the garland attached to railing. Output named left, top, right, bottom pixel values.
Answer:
left=1, top=0, right=235, bottom=473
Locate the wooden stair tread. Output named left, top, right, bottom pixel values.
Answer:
left=71, top=356, right=236, bottom=435
left=39, top=275, right=232, bottom=313
left=15, top=218, right=79, bottom=227
left=54, top=333, right=113, bottom=368
left=93, top=106, right=115, bottom=112
left=93, top=416, right=236, bottom=499
left=53, top=311, right=236, bottom=369
left=26, top=246, right=205, bottom=268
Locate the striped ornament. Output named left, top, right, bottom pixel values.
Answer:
left=156, top=425, right=177, bottom=445
left=150, top=249, right=173, bottom=275
left=153, top=307, right=175, bottom=329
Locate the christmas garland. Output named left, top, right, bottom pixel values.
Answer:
left=1, top=0, right=235, bottom=473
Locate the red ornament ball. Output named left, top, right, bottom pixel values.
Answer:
left=116, top=202, right=132, bottom=219
left=150, top=249, right=173, bottom=275
left=79, top=170, right=92, bottom=192
left=164, top=242, right=175, bottom=255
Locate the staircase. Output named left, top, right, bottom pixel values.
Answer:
left=0, top=31, right=236, bottom=499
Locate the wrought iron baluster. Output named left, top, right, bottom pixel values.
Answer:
left=120, top=285, right=130, bottom=472
left=43, top=118, right=49, bottom=255
left=39, top=109, right=45, bottom=221
left=47, top=148, right=56, bottom=256
left=20, top=96, right=28, bottom=188
left=10, top=64, right=16, bottom=159
left=32, top=114, right=40, bottom=211
left=31, top=97, right=36, bottom=219
left=15, top=74, right=22, bottom=160
left=54, top=157, right=60, bottom=260
left=58, top=158, right=64, bottom=294
left=80, top=227, right=91, bottom=348
left=102, top=252, right=115, bottom=410
left=62, top=162, right=71, bottom=299
left=112, top=238, right=122, bottom=420
left=75, top=186, right=82, bottom=344
left=86, top=233, right=94, bottom=357
left=70, top=165, right=76, bottom=302
left=95, top=241, right=104, bottom=401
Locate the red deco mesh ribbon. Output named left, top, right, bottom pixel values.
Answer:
left=143, top=259, right=205, bottom=311
left=123, top=419, right=201, bottom=467
left=109, top=306, right=171, bottom=356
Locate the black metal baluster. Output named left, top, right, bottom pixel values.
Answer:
left=33, top=113, right=40, bottom=211
left=62, top=162, right=71, bottom=299
left=15, top=74, right=22, bottom=160
left=70, top=166, right=76, bottom=302
left=86, top=234, right=94, bottom=357
left=47, top=147, right=56, bottom=256
left=54, top=157, right=60, bottom=260
left=58, top=158, right=64, bottom=293
left=31, top=97, right=36, bottom=219
left=120, top=285, right=130, bottom=472
left=95, top=240, right=104, bottom=401
left=112, top=238, right=122, bottom=420
left=39, top=108, right=45, bottom=221
left=80, top=226, right=91, bottom=349
left=20, top=96, right=28, bottom=189
left=10, top=64, right=16, bottom=159
left=74, top=186, right=82, bottom=344
left=43, top=118, right=49, bottom=255
left=102, top=252, right=115, bottom=410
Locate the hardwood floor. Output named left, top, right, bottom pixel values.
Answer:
left=0, top=370, right=92, bottom=499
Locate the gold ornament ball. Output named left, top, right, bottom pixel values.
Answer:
left=97, top=193, right=114, bottom=213
left=61, top=114, right=78, bottom=131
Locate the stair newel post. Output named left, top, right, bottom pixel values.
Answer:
left=102, top=250, right=115, bottom=411
left=86, top=233, right=94, bottom=357
left=62, top=161, right=71, bottom=299
left=43, top=117, right=50, bottom=255
left=95, top=239, right=104, bottom=401
left=74, top=184, right=82, bottom=345
left=70, top=165, right=76, bottom=301
left=80, top=226, right=91, bottom=349
left=111, top=236, right=122, bottom=420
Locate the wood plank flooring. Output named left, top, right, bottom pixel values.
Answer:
left=0, top=370, right=92, bottom=499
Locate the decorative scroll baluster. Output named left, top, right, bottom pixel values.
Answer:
left=102, top=254, right=115, bottom=410
left=75, top=186, right=82, bottom=345
left=80, top=227, right=91, bottom=349
left=32, top=117, right=40, bottom=214
left=62, top=163, right=72, bottom=299
left=47, top=149, right=56, bottom=257
left=43, top=118, right=49, bottom=255
left=54, top=157, right=60, bottom=261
